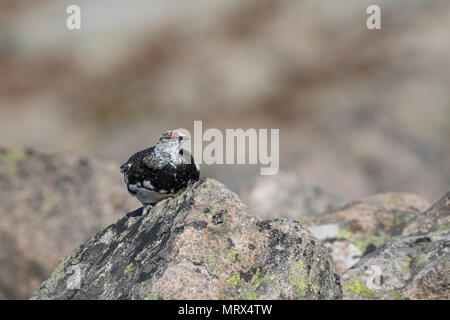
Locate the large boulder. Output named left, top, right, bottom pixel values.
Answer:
left=341, top=192, right=450, bottom=300
left=300, top=193, right=430, bottom=273
left=32, top=178, right=342, bottom=300
left=0, top=148, right=137, bottom=299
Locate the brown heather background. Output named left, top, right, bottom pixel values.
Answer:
left=0, top=0, right=449, bottom=299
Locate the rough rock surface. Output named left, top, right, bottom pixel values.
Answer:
left=0, top=148, right=137, bottom=299
left=341, top=192, right=450, bottom=300
left=32, top=178, right=342, bottom=300
left=239, top=172, right=344, bottom=219
left=300, top=193, right=431, bottom=273
left=402, top=192, right=450, bottom=236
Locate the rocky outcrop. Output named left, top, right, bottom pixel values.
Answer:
left=300, top=193, right=431, bottom=273
left=341, top=192, right=450, bottom=300
left=239, top=172, right=343, bottom=219
left=402, top=192, right=450, bottom=236
left=32, top=178, right=342, bottom=300
left=341, top=230, right=449, bottom=300
left=0, top=148, right=137, bottom=299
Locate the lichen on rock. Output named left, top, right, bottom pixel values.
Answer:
left=31, top=178, right=342, bottom=300
left=0, top=148, right=137, bottom=299
left=301, top=192, right=431, bottom=272
left=341, top=192, right=450, bottom=300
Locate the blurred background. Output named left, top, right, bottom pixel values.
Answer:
left=0, top=0, right=449, bottom=299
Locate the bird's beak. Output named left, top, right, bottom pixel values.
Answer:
left=179, top=134, right=190, bottom=142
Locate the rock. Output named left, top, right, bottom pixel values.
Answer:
left=239, top=172, right=344, bottom=219
left=341, top=192, right=450, bottom=300
left=300, top=193, right=431, bottom=273
left=402, top=192, right=450, bottom=236
left=341, top=230, right=449, bottom=300
left=0, top=148, right=137, bottom=299
left=32, top=178, right=342, bottom=300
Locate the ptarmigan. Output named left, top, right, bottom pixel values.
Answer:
left=120, top=130, right=200, bottom=216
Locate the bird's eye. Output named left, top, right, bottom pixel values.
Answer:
left=167, top=133, right=173, bottom=139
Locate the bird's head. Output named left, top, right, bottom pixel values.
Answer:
left=158, top=130, right=189, bottom=148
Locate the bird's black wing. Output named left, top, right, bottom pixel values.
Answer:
left=120, top=146, right=155, bottom=173
left=122, top=147, right=200, bottom=195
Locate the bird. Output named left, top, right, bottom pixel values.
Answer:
left=120, top=130, right=200, bottom=216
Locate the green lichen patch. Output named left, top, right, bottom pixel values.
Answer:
left=343, top=278, right=375, bottom=298
left=223, top=268, right=274, bottom=300
left=117, top=230, right=130, bottom=242
left=50, top=256, right=70, bottom=282
left=386, top=289, right=403, bottom=300
left=437, top=221, right=450, bottom=232
left=206, top=245, right=238, bottom=272
left=394, top=215, right=405, bottom=226
left=246, top=269, right=269, bottom=287
left=226, top=274, right=242, bottom=288
left=2, top=149, right=23, bottom=173
left=204, top=199, right=227, bottom=219
left=337, top=228, right=352, bottom=239
left=32, top=256, right=71, bottom=298
left=290, top=260, right=305, bottom=272
left=144, top=292, right=163, bottom=300
left=337, top=226, right=387, bottom=253
left=400, top=256, right=412, bottom=273
left=412, top=254, right=433, bottom=270
left=289, top=260, right=307, bottom=299
left=124, top=263, right=134, bottom=275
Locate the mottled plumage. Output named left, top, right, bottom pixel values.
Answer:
left=121, top=131, right=199, bottom=211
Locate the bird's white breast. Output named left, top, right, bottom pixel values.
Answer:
left=128, top=183, right=175, bottom=204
